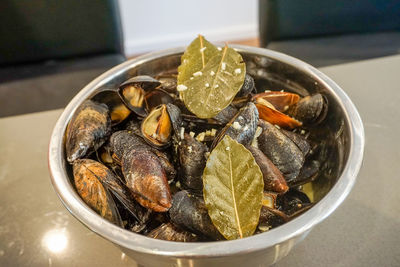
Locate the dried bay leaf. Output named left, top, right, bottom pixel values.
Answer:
left=181, top=46, right=246, bottom=118
left=203, top=135, right=263, bottom=240
left=177, top=35, right=219, bottom=85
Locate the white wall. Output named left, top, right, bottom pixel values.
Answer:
left=118, top=0, right=258, bottom=56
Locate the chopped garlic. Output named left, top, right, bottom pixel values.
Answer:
left=283, top=105, right=289, bottom=111
left=211, top=128, right=217, bottom=136
left=275, top=125, right=281, bottom=129
left=180, top=127, right=185, bottom=140
left=190, top=77, right=194, bottom=80
left=196, top=132, right=206, bottom=142
left=188, top=146, right=193, bottom=153
left=264, top=90, right=271, bottom=93
left=232, top=121, right=242, bottom=130
left=300, top=130, right=306, bottom=135
left=226, top=146, right=230, bottom=151
left=205, top=83, right=210, bottom=87
left=199, top=47, right=207, bottom=52
left=221, top=62, right=226, bottom=70
left=217, top=47, right=222, bottom=51
left=177, top=84, right=188, bottom=92
left=205, top=130, right=212, bottom=136
left=189, top=131, right=195, bottom=137
left=210, top=70, right=215, bottom=76
left=214, top=84, right=219, bottom=88
left=205, top=152, right=211, bottom=159
left=193, top=71, right=203, bottom=77
left=234, top=68, right=242, bottom=74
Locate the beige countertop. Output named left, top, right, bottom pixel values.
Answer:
left=1, top=55, right=400, bottom=266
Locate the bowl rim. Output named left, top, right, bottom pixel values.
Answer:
left=48, top=45, right=364, bottom=258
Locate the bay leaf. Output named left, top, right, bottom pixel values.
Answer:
left=181, top=46, right=246, bottom=118
left=177, top=35, right=219, bottom=85
left=203, top=135, right=264, bottom=240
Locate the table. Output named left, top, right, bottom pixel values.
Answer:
left=1, top=55, right=400, bottom=266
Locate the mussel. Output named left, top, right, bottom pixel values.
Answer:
left=169, top=190, right=224, bottom=240
left=236, top=74, right=255, bottom=97
left=73, top=159, right=122, bottom=225
left=247, top=146, right=288, bottom=194
left=141, top=104, right=172, bottom=148
left=91, top=89, right=131, bottom=125
left=178, top=133, right=208, bottom=191
left=66, top=100, right=111, bottom=163
left=147, top=223, right=198, bottom=242
left=252, top=91, right=300, bottom=112
left=212, top=102, right=259, bottom=148
left=257, top=206, right=288, bottom=232
left=288, top=93, right=328, bottom=125
left=118, top=75, right=161, bottom=117
left=110, top=131, right=172, bottom=212
left=258, top=120, right=305, bottom=182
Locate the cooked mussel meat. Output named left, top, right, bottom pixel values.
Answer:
left=66, top=100, right=111, bottom=163
left=141, top=104, right=172, bottom=148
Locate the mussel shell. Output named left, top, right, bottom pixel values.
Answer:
left=178, top=133, right=208, bottom=191
left=156, top=75, right=177, bottom=93
left=145, top=88, right=174, bottom=112
left=66, top=100, right=111, bottom=163
left=247, top=146, right=288, bottom=194
left=73, top=159, right=122, bottom=225
left=147, top=223, right=198, bottom=242
left=91, top=89, right=131, bottom=126
left=280, top=129, right=310, bottom=156
left=257, top=120, right=305, bottom=182
left=118, top=75, right=161, bottom=117
left=169, top=190, right=224, bottom=240
left=166, top=103, right=183, bottom=139
left=236, top=74, right=255, bottom=97
left=141, top=104, right=172, bottom=148
left=152, top=149, right=177, bottom=181
left=212, top=102, right=259, bottom=149
left=257, top=206, right=288, bottom=232
left=110, top=131, right=172, bottom=212
left=277, top=189, right=311, bottom=216
left=262, top=191, right=278, bottom=209
left=213, top=105, right=238, bottom=124
left=288, top=93, right=328, bottom=125
left=289, top=160, right=320, bottom=187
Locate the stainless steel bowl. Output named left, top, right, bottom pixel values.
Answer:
left=48, top=45, right=364, bottom=267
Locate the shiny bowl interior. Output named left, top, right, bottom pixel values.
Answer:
left=48, top=45, right=364, bottom=264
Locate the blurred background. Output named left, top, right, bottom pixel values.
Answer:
left=0, top=0, right=399, bottom=117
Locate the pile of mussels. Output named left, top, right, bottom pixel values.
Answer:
left=66, top=53, right=328, bottom=242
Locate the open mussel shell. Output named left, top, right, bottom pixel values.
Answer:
left=212, top=102, right=259, bottom=149
left=247, top=146, right=288, bottom=194
left=253, top=97, right=302, bottom=129
left=145, top=88, right=174, bottom=112
left=169, top=190, right=224, bottom=240
left=141, top=104, right=172, bottom=148
left=178, top=133, right=208, bottom=191
left=258, top=120, right=305, bottom=182
left=166, top=103, right=183, bottom=139
left=73, top=159, right=122, bottom=226
left=236, top=74, right=255, bottom=97
left=288, top=93, right=328, bottom=125
left=257, top=206, right=288, bottom=233
left=91, top=89, right=131, bottom=126
left=277, top=189, right=312, bottom=216
left=147, top=223, right=199, bottom=242
left=252, top=91, right=300, bottom=112
left=66, top=100, right=111, bottom=163
left=118, top=75, right=161, bottom=117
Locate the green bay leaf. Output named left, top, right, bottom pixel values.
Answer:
left=203, top=135, right=264, bottom=240
left=177, top=35, right=219, bottom=85
left=181, top=46, right=246, bottom=118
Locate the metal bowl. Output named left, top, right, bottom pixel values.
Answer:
left=48, top=45, right=364, bottom=267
